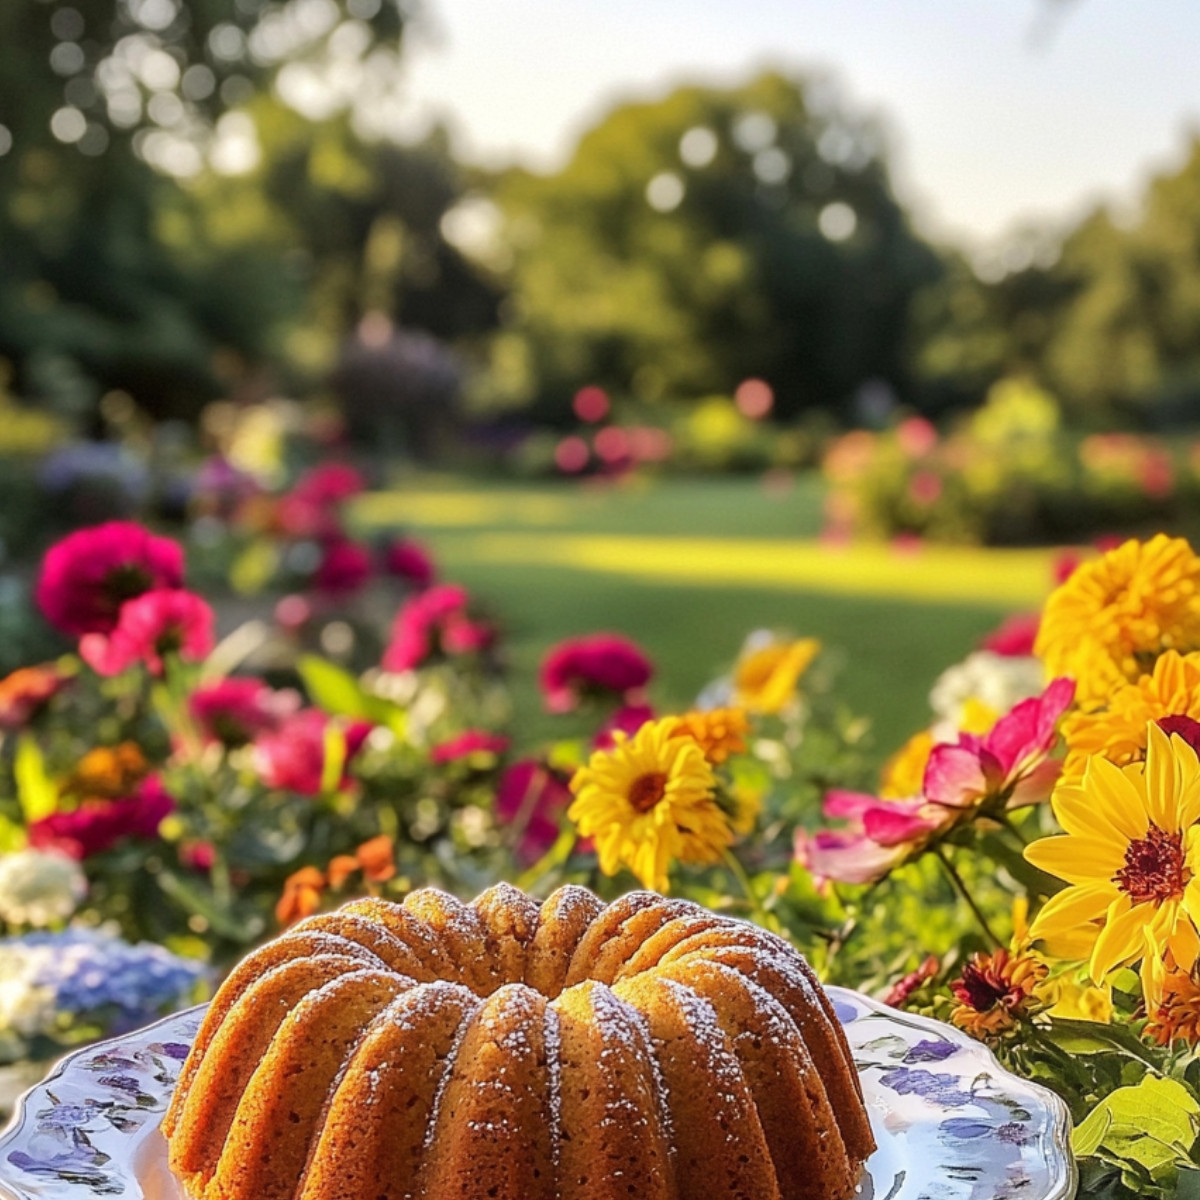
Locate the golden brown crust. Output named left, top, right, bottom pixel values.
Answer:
left=168, top=886, right=873, bottom=1200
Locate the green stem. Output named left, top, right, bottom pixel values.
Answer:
left=934, top=844, right=1004, bottom=948
left=724, top=849, right=773, bottom=929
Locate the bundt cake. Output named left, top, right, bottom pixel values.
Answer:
left=164, top=883, right=874, bottom=1200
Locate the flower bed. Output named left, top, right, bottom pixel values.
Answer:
left=8, top=505, right=1200, bottom=1195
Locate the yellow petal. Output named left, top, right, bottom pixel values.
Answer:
left=1052, top=782, right=1142, bottom=845
left=1029, top=882, right=1119, bottom=942
left=1025, top=834, right=1125, bottom=885
left=1143, top=722, right=1178, bottom=830
left=1089, top=896, right=1147, bottom=981
left=1084, top=756, right=1151, bottom=839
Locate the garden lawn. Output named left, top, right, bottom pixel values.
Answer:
left=356, top=474, right=1061, bottom=757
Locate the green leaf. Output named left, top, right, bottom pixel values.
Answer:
left=298, top=655, right=407, bottom=735
left=156, top=870, right=261, bottom=943
left=320, top=721, right=347, bottom=796
left=1074, top=1076, right=1200, bottom=1184
left=14, top=735, right=57, bottom=822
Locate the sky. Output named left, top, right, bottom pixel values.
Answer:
left=396, top=0, right=1200, bottom=250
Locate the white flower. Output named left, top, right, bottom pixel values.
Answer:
left=928, top=651, right=1044, bottom=741
left=0, top=850, right=87, bottom=928
left=0, top=947, right=57, bottom=1039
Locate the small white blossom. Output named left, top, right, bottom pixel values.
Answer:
left=929, top=651, right=1044, bottom=741
left=0, top=947, right=57, bottom=1039
left=0, top=850, right=87, bottom=928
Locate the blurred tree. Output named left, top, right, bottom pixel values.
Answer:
left=477, top=71, right=940, bottom=423
left=915, top=136, right=1200, bottom=427
left=0, top=0, right=410, bottom=423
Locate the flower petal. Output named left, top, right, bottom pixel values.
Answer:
left=1025, top=834, right=1125, bottom=885
left=1089, top=896, right=1146, bottom=981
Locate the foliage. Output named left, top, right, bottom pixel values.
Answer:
left=480, top=70, right=940, bottom=425
left=822, top=380, right=1200, bottom=545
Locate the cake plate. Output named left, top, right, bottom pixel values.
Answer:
left=0, top=986, right=1076, bottom=1200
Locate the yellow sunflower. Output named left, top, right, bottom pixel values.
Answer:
left=1025, top=722, right=1200, bottom=981
left=568, top=718, right=729, bottom=891
left=1059, top=650, right=1200, bottom=786
left=1035, top=534, right=1200, bottom=706
left=669, top=707, right=749, bottom=764
left=733, top=637, right=820, bottom=714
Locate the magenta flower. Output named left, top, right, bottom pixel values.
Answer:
left=382, top=537, right=436, bottom=588
left=80, top=589, right=215, bottom=677
left=382, top=584, right=491, bottom=671
left=189, top=677, right=299, bottom=748
left=36, top=522, right=184, bottom=636
left=313, top=538, right=373, bottom=596
left=795, top=791, right=939, bottom=887
left=430, top=730, right=511, bottom=764
left=254, top=708, right=372, bottom=795
left=593, top=703, right=655, bottom=749
left=923, top=676, right=1075, bottom=816
left=495, top=759, right=572, bottom=865
left=29, top=777, right=175, bottom=860
left=979, top=612, right=1040, bottom=658
left=540, top=633, right=653, bottom=713
left=291, top=462, right=365, bottom=507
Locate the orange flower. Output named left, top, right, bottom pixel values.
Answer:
left=670, top=708, right=749, bottom=765
left=326, top=856, right=360, bottom=890
left=950, top=948, right=1048, bottom=1039
left=355, top=834, right=396, bottom=883
left=276, top=866, right=326, bottom=926
left=1059, top=650, right=1200, bottom=786
left=326, top=836, right=396, bottom=892
left=0, top=664, right=67, bottom=729
left=64, top=742, right=149, bottom=799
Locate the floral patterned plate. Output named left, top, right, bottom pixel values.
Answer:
left=0, top=987, right=1075, bottom=1200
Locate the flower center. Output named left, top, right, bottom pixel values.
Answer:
left=1157, top=715, right=1200, bottom=756
left=954, top=958, right=1010, bottom=1013
left=628, top=772, right=668, bottom=813
left=103, top=564, right=153, bottom=611
left=1113, top=822, right=1186, bottom=905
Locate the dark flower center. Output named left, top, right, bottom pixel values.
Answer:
left=102, top=564, right=154, bottom=612
left=954, top=959, right=1009, bottom=1013
left=1157, top=715, right=1200, bottom=757
left=628, top=772, right=667, bottom=813
left=1113, top=822, right=1186, bottom=905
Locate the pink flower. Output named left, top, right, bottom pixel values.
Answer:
left=80, top=589, right=215, bottom=677
left=979, top=613, right=1040, bottom=658
left=431, top=730, right=511, bottom=764
left=180, top=840, right=216, bottom=873
left=189, top=678, right=299, bottom=747
left=593, top=703, right=655, bottom=749
left=382, top=537, right=436, bottom=589
left=254, top=708, right=372, bottom=795
left=540, top=634, right=654, bottom=713
left=313, top=538, right=372, bottom=596
left=923, top=677, right=1075, bottom=815
left=292, top=463, right=365, bottom=507
left=495, top=760, right=572, bottom=865
left=382, top=585, right=492, bottom=671
left=36, top=522, right=184, bottom=636
left=29, top=776, right=175, bottom=859
left=795, top=791, right=939, bottom=887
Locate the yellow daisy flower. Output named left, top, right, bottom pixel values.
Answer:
left=669, top=707, right=749, bottom=764
left=568, top=718, right=729, bottom=891
left=733, top=637, right=820, bottom=714
left=726, top=782, right=762, bottom=836
left=880, top=729, right=935, bottom=798
left=1059, top=650, right=1200, bottom=787
left=1025, top=722, right=1200, bottom=981
left=1035, top=534, right=1200, bottom=707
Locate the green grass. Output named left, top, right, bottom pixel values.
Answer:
left=357, top=474, right=1032, bottom=758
